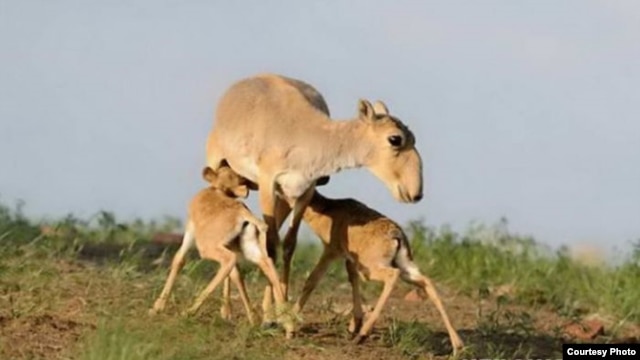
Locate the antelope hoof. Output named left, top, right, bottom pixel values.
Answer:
left=281, top=317, right=296, bottom=339
left=285, top=328, right=295, bottom=340
left=220, top=307, right=231, bottom=321
left=353, top=334, right=368, bottom=345
left=149, top=300, right=165, bottom=315
left=184, top=306, right=199, bottom=317
left=452, top=340, right=465, bottom=356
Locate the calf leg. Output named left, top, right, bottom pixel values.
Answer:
left=150, top=220, right=196, bottom=314
left=401, top=267, right=464, bottom=354
left=345, top=260, right=366, bottom=335
left=220, top=277, right=231, bottom=320
left=186, top=247, right=236, bottom=315
left=354, top=267, right=399, bottom=344
left=229, top=266, right=256, bottom=325
left=242, top=218, right=294, bottom=338
left=293, top=251, right=336, bottom=314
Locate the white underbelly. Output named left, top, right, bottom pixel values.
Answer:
left=276, top=172, right=314, bottom=199
left=224, top=152, right=313, bottom=199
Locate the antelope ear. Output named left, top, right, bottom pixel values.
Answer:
left=246, top=181, right=259, bottom=191
left=372, top=100, right=389, bottom=116
left=202, top=167, right=218, bottom=184
left=231, top=185, right=249, bottom=199
left=357, top=99, right=375, bottom=120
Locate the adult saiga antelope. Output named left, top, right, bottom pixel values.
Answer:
left=205, top=73, right=423, bottom=323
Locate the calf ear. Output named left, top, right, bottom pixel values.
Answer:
left=231, top=185, right=249, bottom=199
left=202, top=167, right=218, bottom=184
left=246, top=181, right=259, bottom=191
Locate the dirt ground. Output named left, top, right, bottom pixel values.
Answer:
left=1, top=249, right=638, bottom=360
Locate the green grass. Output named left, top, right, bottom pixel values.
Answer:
left=0, top=200, right=638, bottom=359
left=405, top=219, right=640, bottom=324
left=77, top=316, right=287, bottom=360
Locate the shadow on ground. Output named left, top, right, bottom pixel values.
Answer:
left=74, top=238, right=186, bottom=271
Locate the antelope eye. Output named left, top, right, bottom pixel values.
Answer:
left=388, top=135, right=403, bottom=147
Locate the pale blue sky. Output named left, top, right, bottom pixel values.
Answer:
left=1, top=1, right=639, bottom=253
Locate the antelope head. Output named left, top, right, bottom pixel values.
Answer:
left=357, top=99, right=423, bottom=203
left=202, top=166, right=253, bottom=199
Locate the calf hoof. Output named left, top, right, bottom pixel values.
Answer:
left=353, top=334, right=368, bottom=345
left=281, top=318, right=296, bottom=339
left=285, top=329, right=295, bottom=340
left=452, top=343, right=465, bottom=357
left=183, top=306, right=200, bottom=317
left=219, top=308, right=231, bottom=321
left=149, top=300, right=165, bottom=315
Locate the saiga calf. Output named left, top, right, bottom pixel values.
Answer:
left=149, top=166, right=294, bottom=336
left=290, top=191, right=464, bottom=354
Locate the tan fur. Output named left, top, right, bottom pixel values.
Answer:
left=291, top=191, right=464, bottom=354
left=149, top=167, right=294, bottom=337
left=205, top=74, right=424, bottom=322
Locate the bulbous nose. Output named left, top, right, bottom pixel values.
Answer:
left=412, top=193, right=423, bottom=202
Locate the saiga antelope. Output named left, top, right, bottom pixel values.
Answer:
left=205, top=74, right=424, bottom=324
left=149, top=166, right=294, bottom=336
left=293, top=190, right=464, bottom=354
